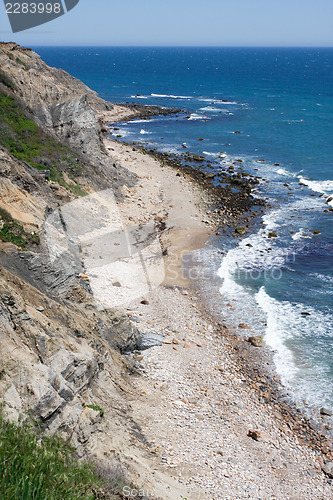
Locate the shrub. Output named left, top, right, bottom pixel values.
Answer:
left=0, top=207, right=13, bottom=222
left=86, top=405, right=105, bottom=418
left=0, top=70, right=15, bottom=89
left=15, top=57, right=28, bottom=70
left=0, top=220, right=40, bottom=249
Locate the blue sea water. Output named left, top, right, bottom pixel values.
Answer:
left=35, top=47, right=333, bottom=414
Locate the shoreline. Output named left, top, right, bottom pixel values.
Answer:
left=102, top=105, right=333, bottom=442
left=99, top=113, right=332, bottom=496
left=183, top=245, right=333, bottom=445
left=103, top=105, right=267, bottom=234
left=1, top=43, right=331, bottom=498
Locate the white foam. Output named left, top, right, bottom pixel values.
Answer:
left=256, top=288, right=298, bottom=381
left=292, top=229, right=312, bottom=241
left=199, top=106, right=221, bottom=112
left=112, top=129, right=132, bottom=137
left=140, top=129, right=151, bottom=135
left=217, top=217, right=333, bottom=410
left=151, top=93, right=192, bottom=99
left=188, top=113, right=207, bottom=121
left=216, top=190, right=333, bottom=411
left=218, top=247, right=245, bottom=297
left=298, top=176, right=333, bottom=195
left=277, top=168, right=293, bottom=177
left=219, top=235, right=289, bottom=275
left=290, top=196, right=322, bottom=211
left=130, top=119, right=153, bottom=124
left=198, top=98, right=241, bottom=105
left=130, top=95, right=148, bottom=99
left=298, top=176, right=333, bottom=207
left=202, top=151, right=219, bottom=157
left=309, top=272, right=333, bottom=284
left=256, top=288, right=333, bottom=408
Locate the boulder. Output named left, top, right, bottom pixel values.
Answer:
left=138, top=332, right=164, bottom=350
left=34, top=388, right=64, bottom=421
left=322, top=461, right=333, bottom=478
left=320, top=407, right=333, bottom=416
left=248, top=430, right=272, bottom=443
left=100, top=309, right=141, bottom=353
left=49, top=349, right=98, bottom=391
left=239, top=323, right=251, bottom=330
left=247, top=336, right=264, bottom=347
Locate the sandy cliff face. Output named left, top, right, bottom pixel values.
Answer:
left=0, top=43, right=166, bottom=491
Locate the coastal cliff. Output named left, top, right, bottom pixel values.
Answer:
left=0, top=42, right=167, bottom=496
left=0, top=43, right=332, bottom=499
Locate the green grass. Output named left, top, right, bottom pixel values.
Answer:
left=0, top=221, right=40, bottom=249
left=0, top=409, right=106, bottom=499
left=15, top=57, right=29, bottom=71
left=0, top=92, right=87, bottom=196
left=86, top=405, right=105, bottom=418
left=0, top=408, right=139, bottom=499
left=0, top=210, right=40, bottom=249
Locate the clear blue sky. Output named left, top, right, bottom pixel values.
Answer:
left=0, top=0, right=332, bottom=47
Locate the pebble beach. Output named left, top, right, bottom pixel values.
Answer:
left=101, top=132, right=333, bottom=499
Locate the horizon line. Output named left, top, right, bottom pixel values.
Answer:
left=17, top=44, right=333, bottom=49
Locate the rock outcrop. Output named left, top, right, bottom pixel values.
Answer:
left=0, top=42, right=137, bottom=196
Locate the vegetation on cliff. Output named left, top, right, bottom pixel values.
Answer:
left=0, top=69, right=15, bottom=89
left=0, top=89, right=86, bottom=196
left=0, top=409, right=105, bottom=499
left=0, top=408, right=133, bottom=499
left=0, top=207, right=40, bottom=249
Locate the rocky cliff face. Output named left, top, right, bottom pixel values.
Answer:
left=0, top=42, right=136, bottom=194
left=0, top=43, right=157, bottom=488
left=0, top=43, right=106, bottom=153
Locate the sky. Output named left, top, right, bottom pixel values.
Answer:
left=0, top=0, right=333, bottom=47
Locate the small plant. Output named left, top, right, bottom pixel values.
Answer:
left=0, top=69, right=15, bottom=89
left=15, top=57, right=28, bottom=70
left=86, top=405, right=105, bottom=418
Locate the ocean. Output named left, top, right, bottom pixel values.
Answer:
left=34, top=46, right=333, bottom=416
